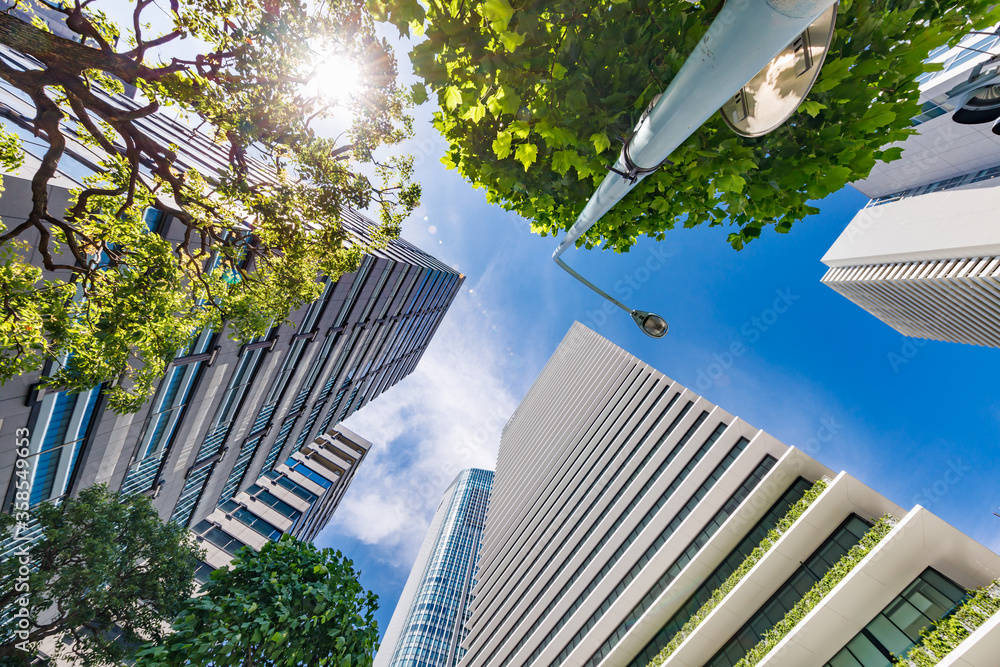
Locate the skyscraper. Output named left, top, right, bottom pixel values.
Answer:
left=0, top=56, right=464, bottom=532
left=376, top=469, right=494, bottom=667
left=192, top=425, right=371, bottom=579
left=459, top=323, right=1000, bottom=667
left=820, top=29, right=1000, bottom=348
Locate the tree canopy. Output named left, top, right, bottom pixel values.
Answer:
left=372, top=0, right=998, bottom=250
left=135, top=536, right=380, bottom=667
left=0, top=485, right=201, bottom=667
left=0, top=0, right=418, bottom=412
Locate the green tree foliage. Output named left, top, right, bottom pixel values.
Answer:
left=0, top=0, right=418, bottom=412
left=0, top=485, right=201, bottom=667
left=135, top=536, right=379, bottom=667
left=372, top=0, right=998, bottom=250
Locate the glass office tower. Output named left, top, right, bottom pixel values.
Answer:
left=376, top=469, right=494, bottom=667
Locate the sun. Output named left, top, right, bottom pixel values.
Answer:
left=309, top=54, right=362, bottom=104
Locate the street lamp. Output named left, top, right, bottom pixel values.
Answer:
left=553, top=0, right=840, bottom=338
left=553, top=253, right=669, bottom=338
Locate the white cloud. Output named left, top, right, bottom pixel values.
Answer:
left=333, top=290, right=520, bottom=569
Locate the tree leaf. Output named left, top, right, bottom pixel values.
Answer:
left=498, top=86, right=522, bottom=115
left=395, top=0, right=992, bottom=252
left=492, top=131, right=513, bottom=159
left=442, top=86, right=463, bottom=111
left=590, top=132, right=611, bottom=155
left=410, top=83, right=429, bottom=105
left=499, top=31, right=525, bottom=52
left=462, top=103, right=487, bottom=123
left=551, top=149, right=587, bottom=176
left=854, top=110, right=896, bottom=132
left=514, top=143, right=538, bottom=170
left=480, top=0, right=515, bottom=31
left=714, top=173, right=745, bottom=193
left=509, top=120, right=530, bottom=139
left=798, top=100, right=826, bottom=118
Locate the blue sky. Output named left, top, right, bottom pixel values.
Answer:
left=314, top=30, right=1000, bottom=637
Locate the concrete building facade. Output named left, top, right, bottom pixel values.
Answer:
left=821, top=29, right=1000, bottom=348
left=459, top=324, right=1000, bottom=667
left=375, top=469, right=494, bottom=667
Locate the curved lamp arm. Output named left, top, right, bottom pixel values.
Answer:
left=553, top=250, right=668, bottom=338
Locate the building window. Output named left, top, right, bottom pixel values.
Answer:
left=971, top=164, right=1000, bottom=183
left=193, top=520, right=248, bottom=557
left=120, top=328, right=214, bottom=497
left=942, top=35, right=1000, bottom=73
left=627, top=478, right=815, bottom=667
left=824, top=568, right=967, bottom=667
left=194, top=342, right=269, bottom=463
left=910, top=100, right=949, bottom=126
left=706, top=515, right=872, bottom=667
left=219, top=499, right=283, bottom=540
left=261, top=470, right=318, bottom=503
left=24, top=386, right=101, bottom=507
left=259, top=415, right=297, bottom=474
left=293, top=401, right=326, bottom=450
left=217, top=434, right=264, bottom=505
left=144, top=207, right=166, bottom=233
left=170, top=463, right=215, bottom=526
left=288, top=461, right=333, bottom=489
left=922, top=175, right=966, bottom=193
left=247, top=485, right=302, bottom=521
left=193, top=560, right=214, bottom=585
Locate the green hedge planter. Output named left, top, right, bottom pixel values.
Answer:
left=733, top=514, right=898, bottom=667
left=645, top=479, right=830, bottom=667
left=893, top=580, right=1000, bottom=666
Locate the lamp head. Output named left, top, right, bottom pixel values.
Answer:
left=631, top=310, right=668, bottom=338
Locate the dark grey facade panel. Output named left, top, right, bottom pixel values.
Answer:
left=0, top=93, right=463, bottom=536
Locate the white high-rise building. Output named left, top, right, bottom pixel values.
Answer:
left=821, top=29, right=1000, bottom=348
left=459, top=324, right=1000, bottom=667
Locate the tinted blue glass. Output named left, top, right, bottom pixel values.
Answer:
left=381, top=469, right=493, bottom=667
left=289, top=461, right=333, bottom=489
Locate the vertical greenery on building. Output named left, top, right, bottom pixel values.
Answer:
left=734, top=515, right=898, bottom=667
left=646, top=478, right=829, bottom=666
left=893, top=580, right=1000, bottom=666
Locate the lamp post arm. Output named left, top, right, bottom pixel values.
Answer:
left=553, top=253, right=632, bottom=315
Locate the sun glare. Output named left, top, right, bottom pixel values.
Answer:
left=311, top=54, right=362, bottom=104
